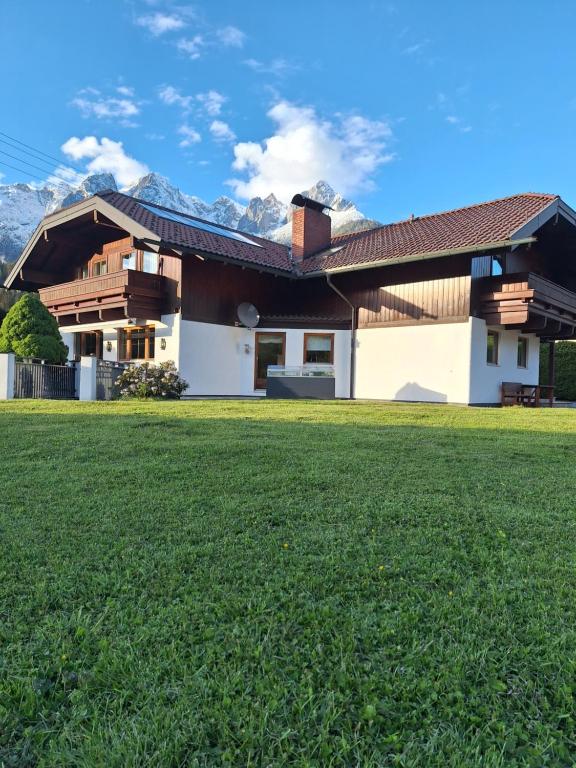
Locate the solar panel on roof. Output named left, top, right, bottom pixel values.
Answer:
left=140, top=202, right=262, bottom=248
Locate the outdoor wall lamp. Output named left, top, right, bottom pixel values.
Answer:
left=160, top=338, right=167, bottom=350
left=106, top=341, right=112, bottom=352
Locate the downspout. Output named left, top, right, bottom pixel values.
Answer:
left=326, top=274, right=356, bottom=400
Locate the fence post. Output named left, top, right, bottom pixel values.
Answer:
left=0, top=353, right=15, bottom=400
left=79, top=356, right=98, bottom=401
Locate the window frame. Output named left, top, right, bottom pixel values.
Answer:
left=118, top=325, right=156, bottom=361
left=142, top=251, right=159, bottom=274
left=486, top=330, right=500, bottom=365
left=490, top=254, right=505, bottom=276
left=254, top=331, right=286, bottom=390
left=303, top=333, right=335, bottom=365
left=92, top=259, right=108, bottom=277
left=75, top=331, right=103, bottom=359
left=517, top=336, right=528, bottom=369
left=121, top=251, right=138, bottom=271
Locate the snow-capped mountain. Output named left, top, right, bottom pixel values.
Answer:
left=0, top=172, right=379, bottom=264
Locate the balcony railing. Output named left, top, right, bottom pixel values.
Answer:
left=39, top=269, right=167, bottom=323
left=479, top=272, right=576, bottom=336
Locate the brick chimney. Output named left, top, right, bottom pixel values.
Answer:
left=291, top=194, right=332, bottom=262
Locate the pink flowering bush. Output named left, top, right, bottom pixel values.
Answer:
left=116, top=360, right=188, bottom=399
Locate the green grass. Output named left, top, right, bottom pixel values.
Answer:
left=1, top=399, right=576, bottom=767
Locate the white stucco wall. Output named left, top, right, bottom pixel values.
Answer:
left=355, top=321, right=473, bottom=403
left=179, top=320, right=351, bottom=397
left=468, top=317, right=540, bottom=404
left=59, top=313, right=180, bottom=366
left=58, top=312, right=539, bottom=404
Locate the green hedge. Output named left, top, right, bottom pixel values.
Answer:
left=540, top=341, right=576, bottom=401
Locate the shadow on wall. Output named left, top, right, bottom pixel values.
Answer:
left=360, top=288, right=438, bottom=322
left=395, top=382, right=448, bottom=403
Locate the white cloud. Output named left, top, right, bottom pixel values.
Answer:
left=217, top=25, right=245, bottom=47
left=176, top=35, right=204, bottom=59
left=61, top=136, right=148, bottom=187
left=445, top=115, right=472, bottom=133
left=116, top=85, right=135, bottom=97
left=136, top=12, right=185, bottom=36
left=228, top=101, right=393, bottom=202
left=210, top=120, right=236, bottom=143
left=244, top=58, right=298, bottom=77
left=158, top=85, right=193, bottom=112
left=72, top=91, right=141, bottom=126
left=178, top=125, right=202, bottom=147
left=196, top=90, right=226, bottom=116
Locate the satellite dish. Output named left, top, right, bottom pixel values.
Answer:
left=237, top=302, right=260, bottom=328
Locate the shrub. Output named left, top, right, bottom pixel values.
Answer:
left=116, top=360, right=188, bottom=399
left=540, top=341, right=576, bottom=401
left=0, top=293, right=68, bottom=363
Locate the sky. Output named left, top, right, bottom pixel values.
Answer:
left=1, top=0, right=576, bottom=223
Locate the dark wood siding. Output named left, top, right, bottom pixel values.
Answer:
left=332, top=253, right=472, bottom=329
left=180, top=252, right=473, bottom=329
left=180, top=258, right=348, bottom=325
left=354, top=275, right=471, bottom=328
left=159, top=252, right=181, bottom=314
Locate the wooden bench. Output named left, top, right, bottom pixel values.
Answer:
left=501, top=382, right=554, bottom=407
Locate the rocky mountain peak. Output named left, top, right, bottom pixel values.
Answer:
left=237, top=193, right=288, bottom=235
left=0, top=172, right=379, bottom=263
left=57, top=173, right=118, bottom=211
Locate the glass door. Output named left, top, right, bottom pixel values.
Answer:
left=75, top=331, right=103, bottom=359
left=254, top=332, right=286, bottom=390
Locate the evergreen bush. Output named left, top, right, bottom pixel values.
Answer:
left=0, top=293, right=68, bottom=363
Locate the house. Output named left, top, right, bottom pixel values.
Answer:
left=4, top=189, right=576, bottom=404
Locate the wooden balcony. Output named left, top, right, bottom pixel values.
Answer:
left=479, top=272, right=576, bottom=338
left=39, top=270, right=167, bottom=324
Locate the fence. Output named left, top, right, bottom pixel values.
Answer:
left=96, top=361, right=127, bottom=401
left=13, top=359, right=77, bottom=400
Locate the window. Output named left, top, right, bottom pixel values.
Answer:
left=517, top=336, right=528, bottom=368
left=75, top=331, right=102, bottom=359
left=122, top=251, right=137, bottom=270
left=93, top=260, right=107, bottom=276
left=118, top=326, right=155, bottom=360
left=142, top=251, right=159, bottom=274
left=491, top=255, right=504, bottom=276
left=304, top=333, right=334, bottom=364
left=487, top=330, right=499, bottom=365
left=79, top=265, right=89, bottom=279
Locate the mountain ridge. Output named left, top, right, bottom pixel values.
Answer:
left=0, top=172, right=381, bottom=263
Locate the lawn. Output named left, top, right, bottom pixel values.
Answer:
left=1, top=399, right=576, bottom=767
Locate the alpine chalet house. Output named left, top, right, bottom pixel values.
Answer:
left=4, top=190, right=576, bottom=404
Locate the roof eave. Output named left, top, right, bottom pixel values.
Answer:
left=140, top=237, right=295, bottom=278
left=4, top=195, right=161, bottom=289
left=509, top=196, right=576, bottom=239
left=300, top=237, right=537, bottom=278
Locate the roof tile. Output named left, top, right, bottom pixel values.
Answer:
left=98, top=191, right=294, bottom=272
left=98, top=190, right=559, bottom=277
left=301, top=193, right=558, bottom=273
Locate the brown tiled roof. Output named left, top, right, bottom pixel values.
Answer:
left=98, top=191, right=293, bottom=273
left=99, top=190, right=558, bottom=277
left=300, top=192, right=559, bottom=273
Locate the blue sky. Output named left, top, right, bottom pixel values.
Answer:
left=1, top=0, right=576, bottom=222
